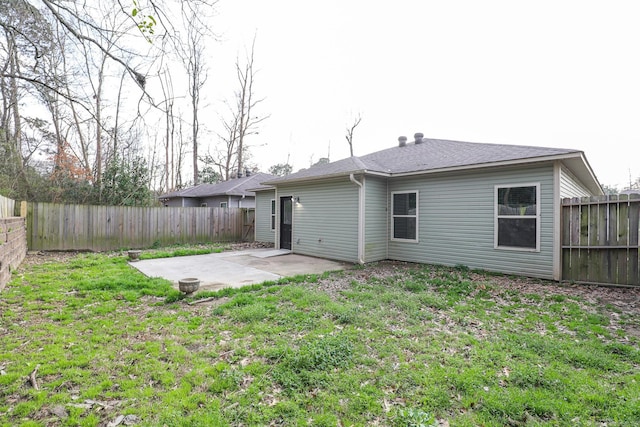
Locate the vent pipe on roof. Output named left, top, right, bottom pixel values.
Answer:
left=398, top=136, right=408, bottom=147
left=414, top=132, right=424, bottom=144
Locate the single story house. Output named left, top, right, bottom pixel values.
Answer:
left=253, top=134, right=602, bottom=281
left=159, top=172, right=276, bottom=208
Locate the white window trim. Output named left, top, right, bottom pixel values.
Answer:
left=220, top=202, right=228, bottom=208
left=270, top=199, right=276, bottom=231
left=391, top=190, right=419, bottom=243
left=200, top=203, right=208, bottom=207
left=494, top=183, right=540, bottom=252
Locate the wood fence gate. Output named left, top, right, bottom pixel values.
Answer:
left=561, top=194, right=640, bottom=286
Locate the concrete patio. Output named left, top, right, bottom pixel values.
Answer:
left=129, top=248, right=348, bottom=292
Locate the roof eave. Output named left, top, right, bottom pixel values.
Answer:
left=260, top=152, right=603, bottom=194
left=223, top=191, right=255, bottom=197
left=248, top=186, right=276, bottom=192
left=392, top=151, right=603, bottom=195
left=579, top=152, right=604, bottom=194
left=262, top=169, right=379, bottom=186
left=560, top=152, right=604, bottom=195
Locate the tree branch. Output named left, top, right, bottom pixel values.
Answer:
left=40, top=0, right=147, bottom=90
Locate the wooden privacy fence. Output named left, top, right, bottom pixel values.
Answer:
left=26, top=203, right=254, bottom=251
left=562, top=194, right=640, bottom=286
left=0, top=194, right=16, bottom=218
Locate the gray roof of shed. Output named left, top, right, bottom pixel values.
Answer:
left=262, top=137, right=584, bottom=185
left=160, top=172, right=277, bottom=199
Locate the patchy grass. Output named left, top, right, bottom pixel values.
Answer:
left=1, top=254, right=639, bottom=426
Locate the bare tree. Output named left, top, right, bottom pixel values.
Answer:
left=234, top=36, right=269, bottom=176
left=158, top=68, right=177, bottom=192
left=211, top=107, right=240, bottom=180
left=178, top=5, right=210, bottom=186
left=1, top=1, right=218, bottom=111
left=206, top=36, right=268, bottom=181
left=0, top=0, right=221, bottom=202
left=0, top=0, right=54, bottom=198
left=345, top=114, right=362, bottom=157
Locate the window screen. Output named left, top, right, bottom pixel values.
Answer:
left=496, top=185, right=538, bottom=249
left=392, top=192, right=418, bottom=241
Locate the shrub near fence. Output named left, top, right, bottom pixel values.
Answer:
left=26, top=203, right=254, bottom=252
left=562, top=194, right=640, bottom=286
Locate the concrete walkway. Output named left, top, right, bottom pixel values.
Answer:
left=129, top=248, right=347, bottom=292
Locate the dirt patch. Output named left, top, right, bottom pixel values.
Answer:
left=20, top=251, right=85, bottom=267
left=227, top=241, right=274, bottom=251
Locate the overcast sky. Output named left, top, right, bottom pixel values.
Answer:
left=203, top=0, right=640, bottom=189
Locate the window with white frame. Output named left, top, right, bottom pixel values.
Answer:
left=270, top=199, right=276, bottom=231
left=220, top=202, right=228, bottom=208
left=200, top=203, right=207, bottom=207
left=495, top=184, right=539, bottom=250
left=391, top=191, right=418, bottom=241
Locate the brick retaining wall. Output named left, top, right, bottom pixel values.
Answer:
left=0, top=217, right=27, bottom=290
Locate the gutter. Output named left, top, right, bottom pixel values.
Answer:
left=263, top=169, right=373, bottom=186
left=349, top=173, right=365, bottom=264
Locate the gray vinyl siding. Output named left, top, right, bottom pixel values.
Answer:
left=254, top=190, right=275, bottom=243
left=200, top=196, right=228, bottom=207
left=183, top=198, right=200, bottom=207
left=560, top=165, right=591, bottom=199
left=364, top=176, right=388, bottom=262
left=163, top=198, right=199, bottom=207
left=280, top=178, right=359, bottom=263
left=200, top=195, right=255, bottom=208
left=162, top=198, right=184, bottom=207
left=388, top=164, right=556, bottom=279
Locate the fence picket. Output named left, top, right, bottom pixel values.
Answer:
left=0, top=194, right=16, bottom=218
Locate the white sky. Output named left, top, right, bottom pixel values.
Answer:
left=201, top=0, right=640, bottom=189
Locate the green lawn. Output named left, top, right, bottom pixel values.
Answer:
left=1, top=252, right=639, bottom=426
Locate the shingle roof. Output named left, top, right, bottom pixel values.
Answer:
left=263, top=137, right=581, bottom=184
left=159, top=172, right=277, bottom=199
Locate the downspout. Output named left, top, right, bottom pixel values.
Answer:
left=275, top=188, right=279, bottom=249
left=349, top=173, right=365, bottom=264
left=553, top=161, right=561, bottom=281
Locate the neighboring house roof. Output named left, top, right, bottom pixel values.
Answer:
left=159, top=172, right=277, bottom=199
left=261, top=136, right=602, bottom=194
left=248, top=183, right=278, bottom=192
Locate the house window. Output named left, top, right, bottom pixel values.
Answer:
left=220, top=202, right=228, bottom=208
left=270, top=199, right=276, bottom=231
left=200, top=203, right=207, bottom=207
left=391, top=191, right=418, bottom=242
left=495, top=184, right=539, bottom=250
